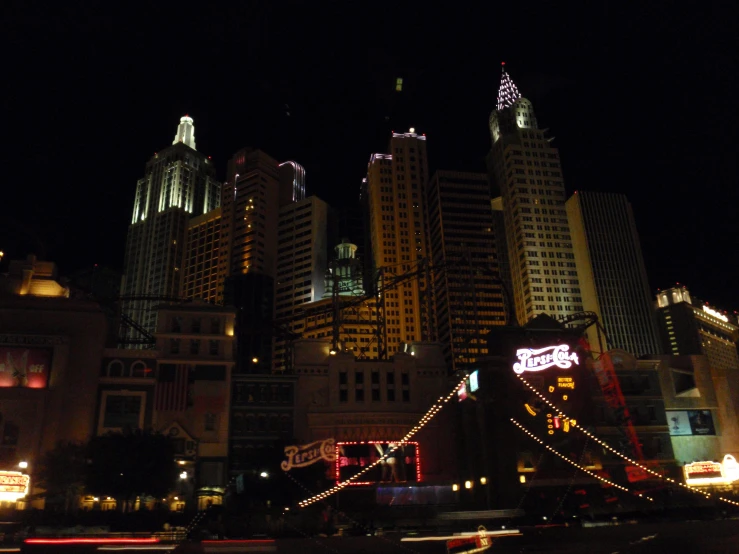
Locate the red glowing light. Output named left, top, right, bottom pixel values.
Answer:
left=25, top=538, right=159, bottom=545
left=553, top=417, right=560, bottom=429
left=501, top=61, right=506, bottom=66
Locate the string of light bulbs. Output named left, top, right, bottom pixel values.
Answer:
left=511, top=418, right=653, bottom=501
left=516, top=374, right=713, bottom=499
left=298, top=377, right=467, bottom=508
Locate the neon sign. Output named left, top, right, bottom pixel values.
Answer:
left=513, top=345, right=579, bottom=374
left=702, top=305, right=729, bottom=323
left=281, top=439, right=336, bottom=471
left=0, top=471, right=30, bottom=501
left=469, top=370, right=479, bottom=393
left=684, top=454, right=739, bottom=486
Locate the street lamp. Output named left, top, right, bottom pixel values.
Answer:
left=252, top=357, right=259, bottom=364
left=18, top=461, right=28, bottom=469
left=180, top=471, right=188, bottom=480
left=260, top=471, right=268, bottom=479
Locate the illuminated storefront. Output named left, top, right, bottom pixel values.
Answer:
left=684, top=455, right=739, bottom=487
left=0, top=470, right=30, bottom=503
left=335, top=441, right=420, bottom=485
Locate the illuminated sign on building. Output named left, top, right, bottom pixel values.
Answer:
left=684, top=455, right=739, bottom=486
left=0, top=347, right=52, bottom=388
left=557, top=376, right=575, bottom=390
left=0, top=471, right=30, bottom=501
left=513, top=344, right=579, bottom=374
left=702, top=305, right=729, bottom=322
left=281, top=438, right=336, bottom=471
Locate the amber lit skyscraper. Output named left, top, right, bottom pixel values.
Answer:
left=364, top=130, right=432, bottom=357
left=566, top=191, right=661, bottom=355
left=426, top=171, right=507, bottom=370
left=487, top=65, right=584, bottom=325
left=121, top=116, right=220, bottom=342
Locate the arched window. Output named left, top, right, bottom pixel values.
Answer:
left=106, top=360, right=124, bottom=377
left=131, top=360, right=148, bottom=378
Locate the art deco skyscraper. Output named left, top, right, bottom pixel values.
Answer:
left=365, top=130, right=432, bottom=357
left=566, top=191, right=661, bottom=355
left=121, top=116, right=220, bottom=342
left=426, top=171, right=507, bottom=370
left=488, top=65, right=584, bottom=325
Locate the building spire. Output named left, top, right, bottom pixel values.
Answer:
left=496, top=62, right=521, bottom=111
left=173, top=115, right=196, bottom=150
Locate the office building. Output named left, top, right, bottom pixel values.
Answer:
left=273, top=196, right=330, bottom=371
left=182, top=207, right=222, bottom=304
left=364, top=130, right=432, bottom=357
left=487, top=65, right=583, bottom=325
left=566, top=191, right=661, bottom=356
left=121, top=116, right=220, bottom=342
left=656, top=286, right=739, bottom=369
left=426, top=171, right=507, bottom=371
left=219, top=148, right=282, bottom=298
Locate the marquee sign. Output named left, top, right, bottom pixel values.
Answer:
left=684, top=454, right=739, bottom=486
left=281, top=438, right=336, bottom=471
left=0, top=471, right=30, bottom=501
left=513, top=344, right=579, bottom=374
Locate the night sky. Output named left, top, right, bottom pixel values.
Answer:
left=2, top=4, right=737, bottom=309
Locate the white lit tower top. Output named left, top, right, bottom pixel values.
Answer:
left=496, top=62, right=521, bottom=110
left=173, top=115, right=196, bottom=150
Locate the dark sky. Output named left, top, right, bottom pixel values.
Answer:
left=2, top=3, right=738, bottom=309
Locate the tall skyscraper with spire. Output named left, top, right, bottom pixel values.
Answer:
left=488, top=65, right=584, bottom=324
left=121, top=116, right=220, bottom=344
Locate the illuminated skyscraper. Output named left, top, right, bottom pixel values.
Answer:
left=566, top=191, right=661, bottom=355
left=273, top=196, right=331, bottom=371
left=656, top=286, right=739, bottom=368
left=487, top=65, right=584, bottom=325
left=365, top=130, right=432, bottom=357
left=426, top=171, right=507, bottom=370
left=121, top=116, right=220, bottom=343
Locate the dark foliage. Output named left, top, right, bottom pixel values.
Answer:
left=85, top=429, right=177, bottom=506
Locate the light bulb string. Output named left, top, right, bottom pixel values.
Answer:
left=298, top=378, right=467, bottom=507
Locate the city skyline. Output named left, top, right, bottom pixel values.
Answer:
left=2, top=6, right=737, bottom=311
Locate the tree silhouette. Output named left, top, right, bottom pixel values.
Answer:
left=86, top=430, right=177, bottom=511
left=34, top=440, right=87, bottom=514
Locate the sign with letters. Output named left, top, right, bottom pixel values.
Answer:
left=0, top=471, right=30, bottom=501
left=0, top=347, right=52, bottom=388
left=513, top=344, right=579, bottom=374
left=281, top=438, right=336, bottom=471
left=684, top=455, right=739, bottom=486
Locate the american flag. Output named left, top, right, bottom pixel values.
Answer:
left=155, top=364, right=189, bottom=411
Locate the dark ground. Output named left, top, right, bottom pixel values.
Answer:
left=18, top=518, right=739, bottom=553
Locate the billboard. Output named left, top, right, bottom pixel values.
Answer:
left=0, top=471, right=30, bottom=501
left=668, top=410, right=716, bottom=436
left=0, top=347, right=52, bottom=388
left=336, top=441, right=419, bottom=484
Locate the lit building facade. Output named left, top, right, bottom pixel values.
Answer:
left=566, top=191, right=661, bottom=356
left=487, top=66, right=583, bottom=324
left=292, top=339, right=455, bottom=485
left=121, top=116, right=220, bottom=341
left=653, top=354, right=739, bottom=470
left=153, top=301, right=236, bottom=509
left=365, top=131, right=432, bottom=357
left=0, top=258, right=109, bottom=509
left=297, top=240, right=379, bottom=360
left=426, top=170, right=507, bottom=371
left=182, top=207, right=222, bottom=304
left=656, top=286, right=739, bottom=370
left=273, top=197, right=330, bottom=372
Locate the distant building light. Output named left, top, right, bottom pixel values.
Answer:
left=519, top=475, right=526, bottom=483
left=480, top=477, right=487, bottom=485
left=464, top=480, right=473, bottom=489
left=452, top=484, right=459, bottom=492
